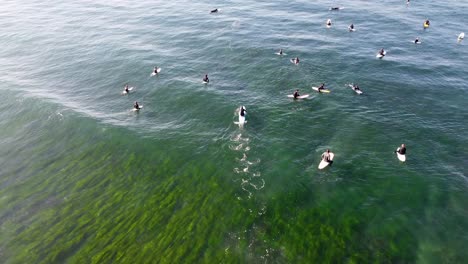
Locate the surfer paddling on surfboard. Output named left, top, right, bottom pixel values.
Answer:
left=211, top=9, right=218, bottom=13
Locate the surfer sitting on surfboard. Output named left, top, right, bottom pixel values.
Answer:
left=318, top=83, right=325, bottom=92
left=379, top=48, right=385, bottom=56
left=279, top=49, right=283, bottom=55
left=349, top=24, right=354, bottom=30
left=134, top=101, right=140, bottom=110
left=414, top=37, right=420, bottom=44
left=124, top=84, right=129, bottom=94
left=395, top=144, right=406, bottom=155
left=240, top=107, right=246, bottom=117
left=203, top=74, right=209, bottom=83
left=321, top=149, right=332, bottom=163
left=153, top=67, right=159, bottom=75
left=293, top=89, right=300, bottom=99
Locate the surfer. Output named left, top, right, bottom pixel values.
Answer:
left=379, top=48, right=385, bottom=56
left=414, top=37, right=420, bottom=44
left=321, top=149, right=332, bottom=163
left=353, top=84, right=360, bottom=91
left=318, top=83, right=325, bottom=92
left=279, top=49, right=283, bottom=55
left=327, top=19, right=332, bottom=26
left=293, top=89, right=300, bottom=99
left=294, top=57, right=299, bottom=64
left=124, top=84, right=129, bottom=93
left=349, top=24, right=354, bottom=30
left=330, top=7, right=340, bottom=11
left=133, top=101, right=140, bottom=110
left=153, top=66, right=159, bottom=75
left=395, top=144, right=406, bottom=155
left=240, top=107, right=246, bottom=117
left=203, top=74, right=209, bottom=83
left=424, top=19, right=430, bottom=28
left=211, top=8, right=218, bottom=13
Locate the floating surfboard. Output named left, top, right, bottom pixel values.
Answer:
left=318, top=152, right=334, bottom=169
left=312, top=86, right=331, bottom=93
left=396, top=148, right=406, bottom=162
left=287, top=94, right=310, bottom=99
left=348, top=84, right=363, bottom=94
left=290, top=58, right=299, bottom=65
left=150, top=68, right=161, bottom=76
left=376, top=50, right=387, bottom=58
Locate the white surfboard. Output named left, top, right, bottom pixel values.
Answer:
left=287, top=94, right=310, bottom=99
left=290, top=58, right=299, bottom=65
left=412, top=40, right=422, bottom=44
left=312, top=86, right=331, bottom=93
left=132, top=105, right=143, bottom=111
left=275, top=52, right=286, bottom=56
left=150, top=68, right=161, bottom=76
left=396, top=148, right=406, bottom=162
left=238, top=106, right=246, bottom=125
left=458, top=32, right=465, bottom=40
left=348, top=27, right=356, bottom=32
left=318, top=152, right=334, bottom=169
left=348, top=84, right=363, bottom=94
left=122, top=87, right=134, bottom=95
left=376, top=50, right=386, bottom=58
left=203, top=80, right=209, bottom=84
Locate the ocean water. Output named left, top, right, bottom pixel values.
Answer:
left=1, top=0, right=467, bottom=263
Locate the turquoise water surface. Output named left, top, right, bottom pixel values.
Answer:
left=1, top=0, right=467, bottom=263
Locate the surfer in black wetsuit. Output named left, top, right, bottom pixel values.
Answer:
left=294, top=57, right=299, bottom=64
left=211, top=8, right=218, bottom=13
left=396, top=144, right=406, bottom=155
left=279, top=49, right=283, bottom=55
left=293, top=89, right=300, bottom=99
left=331, top=7, right=340, bottom=11
left=322, top=149, right=331, bottom=162
left=240, top=107, right=246, bottom=117
left=153, top=67, right=158, bottom=74
left=203, top=74, right=209, bottom=83
left=414, top=37, right=420, bottom=44
left=318, top=83, right=325, bottom=92
left=124, top=84, right=129, bottom=93
left=134, top=101, right=140, bottom=110
left=349, top=24, right=354, bottom=30
left=379, top=48, right=385, bottom=56
left=353, top=84, right=360, bottom=91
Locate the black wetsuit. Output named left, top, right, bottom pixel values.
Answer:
left=211, top=9, right=218, bottom=13
left=398, top=147, right=406, bottom=155
left=240, top=108, right=246, bottom=116
left=134, top=103, right=139, bottom=109
left=293, top=91, right=300, bottom=99
left=203, top=76, right=209, bottom=83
